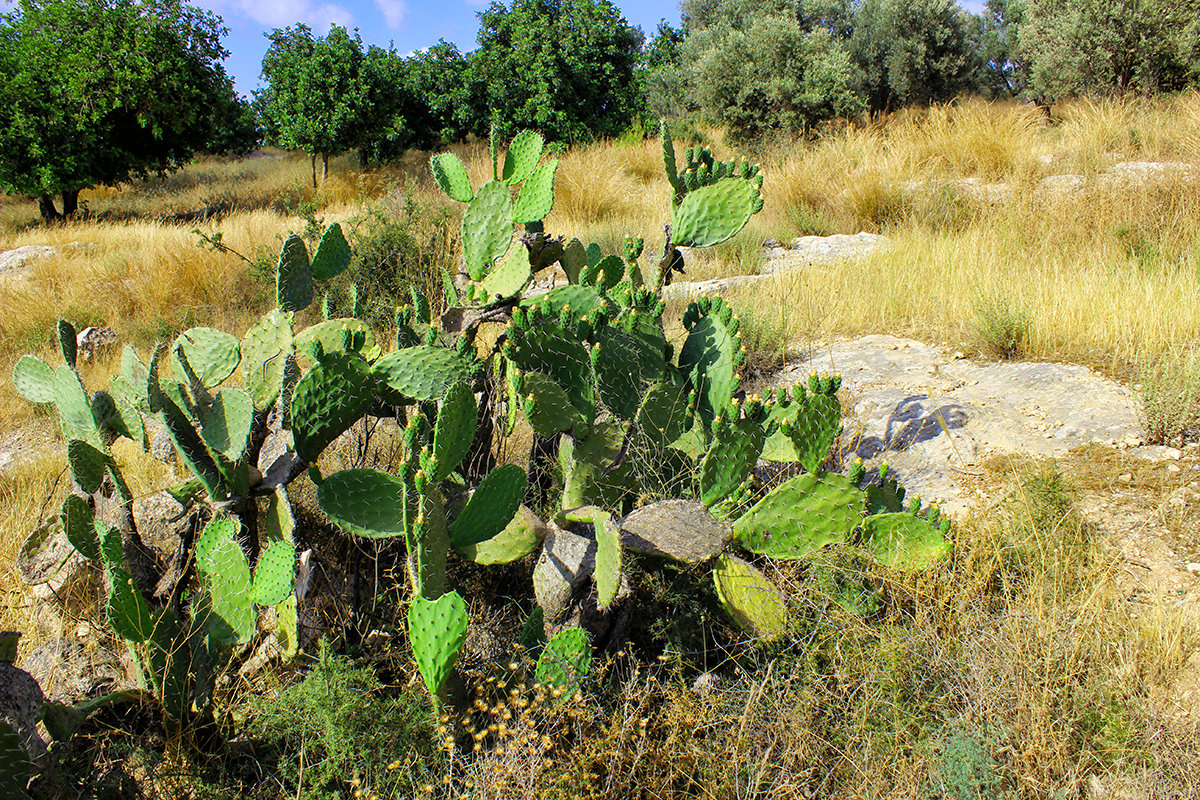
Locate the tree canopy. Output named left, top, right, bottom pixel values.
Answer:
left=0, top=0, right=245, bottom=221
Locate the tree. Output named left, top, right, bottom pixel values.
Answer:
left=640, top=21, right=691, bottom=120
left=973, top=0, right=1032, bottom=99
left=0, top=0, right=241, bottom=221
left=849, top=0, right=982, bottom=115
left=258, top=25, right=374, bottom=186
left=1021, top=0, right=1200, bottom=99
left=466, top=0, right=644, bottom=142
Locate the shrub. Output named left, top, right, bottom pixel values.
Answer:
left=971, top=293, right=1032, bottom=359
left=1138, top=345, right=1200, bottom=445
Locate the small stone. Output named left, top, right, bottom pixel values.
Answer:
left=1117, top=472, right=1133, bottom=483
left=1168, top=464, right=1181, bottom=473
left=75, top=327, right=119, bottom=362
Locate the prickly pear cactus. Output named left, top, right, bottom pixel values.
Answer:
left=712, top=554, right=789, bottom=638
left=860, top=503, right=952, bottom=571
left=408, top=591, right=469, bottom=701
left=535, top=626, right=591, bottom=699
left=194, top=518, right=255, bottom=646
left=448, top=464, right=526, bottom=549
left=733, top=472, right=865, bottom=560
left=0, top=720, right=31, bottom=800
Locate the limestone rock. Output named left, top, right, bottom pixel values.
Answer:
left=533, top=524, right=594, bottom=625
left=21, top=638, right=124, bottom=701
left=75, top=327, right=118, bottom=362
left=619, top=500, right=731, bottom=563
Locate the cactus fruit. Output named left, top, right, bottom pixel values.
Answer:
left=241, top=308, right=294, bottom=411
left=733, top=472, right=866, bottom=560
left=310, top=223, right=352, bottom=281
left=374, top=346, right=478, bottom=403
left=291, top=351, right=376, bottom=464
left=521, top=284, right=605, bottom=327
left=407, top=591, right=468, bottom=700
left=462, top=181, right=515, bottom=280
left=455, top=505, right=547, bottom=564
left=194, top=518, right=255, bottom=645
left=513, top=159, right=558, bottom=224
left=859, top=509, right=952, bottom=571
left=431, top=152, right=474, bottom=202
left=449, top=464, right=526, bottom=548
left=432, top=381, right=477, bottom=482
left=277, top=234, right=313, bottom=313
left=535, top=627, right=591, bottom=698
left=172, top=327, right=241, bottom=389
left=711, top=554, right=788, bottom=637
left=12, top=355, right=54, bottom=404
left=593, top=511, right=622, bottom=610
left=318, top=469, right=409, bottom=537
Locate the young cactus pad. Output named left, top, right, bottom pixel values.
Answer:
left=318, top=469, right=410, bottom=538
left=408, top=591, right=469, bottom=699
left=448, top=464, right=526, bottom=548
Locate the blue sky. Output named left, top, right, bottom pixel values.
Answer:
left=196, top=0, right=988, bottom=96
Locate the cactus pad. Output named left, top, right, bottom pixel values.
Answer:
left=462, top=180, right=514, bottom=280
left=0, top=720, right=31, bottom=800
left=502, top=130, right=544, bottom=185
left=374, top=346, right=478, bottom=402
left=449, top=464, right=526, bottom=548
left=432, top=381, right=476, bottom=482
left=733, top=471, right=865, bottom=560
left=699, top=417, right=765, bottom=507
left=671, top=178, right=763, bottom=248
left=198, top=388, right=253, bottom=466
left=455, top=505, right=547, bottom=564
left=194, top=518, right=255, bottom=645
left=477, top=238, right=532, bottom=302
left=291, top=352, right=376, bottom=464
left=407, top=591, right=468, bottom=698
left=241, top=308, right=293, bottom=411
left=293, top=318, right=376, bottom=361
left=535, top=627, right=590, bottom=697
left=513, top=159, right=558, bottom=223
left=58, top=318, right=77, bottom=369
left=67, top=439, right=109, bottom=493
left=519, top=372, right=585, bottom=436
left=430, top=152, right=474, bottom=202
left=318, top=469, right=408, bottom=537
left=12, top=355, right=54, bottom=404
left=678, top=307, right=740, bottom=427
left=107, top=566, right=155, bottom=643
left=53, top=365, right=102, bottom=448
left=276, top=234, right=313, bottom=313
left=252, top=538, right=296, bottom=606
left=172, top=327, right=241, bottom=389
left=593, top=511, right=622, bottom=610
left=61, top=494, right=100, bottom=560
left=310, top=222, right=351, bottom=281
left=711, top=554, right=788, bottom=637
left=634, top=381, right=690, bottom=449
left=860, top=511, right=952, bottom=571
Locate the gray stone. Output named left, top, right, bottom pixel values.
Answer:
left=144, top=417, right=176, bottom=465
left=131, top=492, right=189, bottom=565
left=533, top=524, right=594, bottom=624
left=75, top=327, right=118, bottom=362
left=0, top=244, right=57, bottom=274
left=620, top=500, right=731, bottom=563
left=21, top=638, right=124, bottom=701
left=0, top=660, right=47, bottom=766
left=16, top=520, right=87, bottom=590
left=662, top=274, right=762, bottom=301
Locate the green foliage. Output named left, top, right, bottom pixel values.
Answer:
left=0, top=0, right=243, bottom=220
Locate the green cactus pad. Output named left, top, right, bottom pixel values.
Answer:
left=261, top=487, right=296, bottom=542
left=507, top=328, right=593, bottom=421
left=310, top=223, right=352, bottom=281
left=58, top=318, right=77, bottom=369
left=408, top=590, right=468, bottom=698
left=502, top=130, right=544, bottom=185
left=594, top=326, right=655, bottom=420
left=144, top=609, right=190, bottom=723
left=711, top=554, right=788, bottom=637
left=276, top=234, right=313, bottom=313
left=0, top=719, right=31, bottom=800
left=252, top=538, right=296, bottom=606
left=535, top=627, right=591, bottom=697
left=519, top=372, right=586, bottom=436
left=62, top=494, right=100, bottom=560
left=293, top=318, right=377, bottom=361
left=513, top=159, right=558, bottom=223
left=430, top=152, right=474, bottom=202
left=449, top=464, right=526, bottom=548
left=104, top=377, right=146, bottom=443
left=560, top=238, right=587, bottom=284
left=275, top=592, right=300, bottom=659
left=476, top=237, right=532, bottom=302
left=520, top=284, right=605, bottom=326
left=462, top=180, right=514, bottom=281
left=172, top=327, right=241, bottom=389
left=121, top=345, right=151, bottom=408
left=699, top=417, right=766, bottom=507
left=374, top=346, right=478, bottom=402
left=634, top=381, right=691, bottom=449
left=67, top=439, right=109, bottom=494
left=96, top=518, right=123, bottom=571
left=671, top=178, right=763, bottom=248
left=560, top=419, right=630, bottom=510
left=678, top=310, right=739, bottom=427
left=432, top=381, right=476, bottom=482
left=772, top=381, right=842, bottom=473
left=593, top=511, right=622, bottom=610
left=866, top=474, right=906, bottom=514
left=661, top=121, right=683, bottom=198
left=860, top=511, right=952, bottom=571
left=455, top=505, right=547, bottom=564
left=318, top=469, right=408, bottom=537
left=198, top=388, right=253, bottom=467
left=107, top=566, right=155, bottom=643
left=291, top=352, right=376, bottom=464
left=733, top=471, right=865, bottom=560
left=52, top=365, right=102, bottom=448
left=194, top=518, right=256, bottom=645
left=241, top=308, right=293, bottom=411
left=151, top=362, right=228, bottom=501
left=12, top=355, right=54, bottom=404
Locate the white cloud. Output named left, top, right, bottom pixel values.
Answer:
left=196, top=0, right=354, bottom=31
left=375, top=0, right=408, bottom=29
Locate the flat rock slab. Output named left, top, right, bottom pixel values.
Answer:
left=533, top=525, right=595, bottom=624
left=620, top=500, right=731, bottom=563
left=773, top=335, right=1144, bottom=515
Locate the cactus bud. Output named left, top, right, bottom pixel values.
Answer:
left=511, top=307, right=528, bottom=329
left=424, top=326, right=437, bottom=346
left=848, top=460, right=865, bottom=484
left=909, top=496, right=921, bottom=515
left=559, top=303, right=572, bottom=328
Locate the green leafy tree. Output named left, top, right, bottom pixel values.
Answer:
left=0, top=0, right=241, bottom=221
left=973, top=0, right=1032, bottom=99
left=258, top=24, right=375, bottom=186
left=1021, top=0, right=1200, bottom=99
left=466, top=0, right=644, bottom=142
left=640, top=21, right=691, bottom=120
left=849, top=0, right=982, bottom=114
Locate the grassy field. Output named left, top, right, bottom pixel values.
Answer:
left=1, top=96, right=1198, bottom=798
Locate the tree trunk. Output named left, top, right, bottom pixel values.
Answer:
left=358, top=148, right=369, bottom=170
left=321, top=152, right=329, bottom=184
left=38, top=195, right=61, bottom=222
left=311, top=153, right=318, bottom=188
left=61, top=189, right=79, bottom=217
